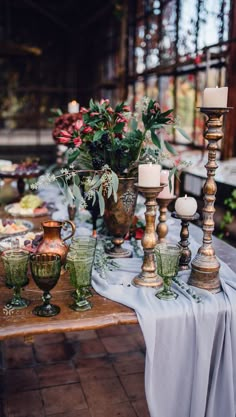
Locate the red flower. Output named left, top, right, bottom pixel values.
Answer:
left=80, top=107, right=89, bottom=114
left=59, top=137, right=71, bottom=144
left=74, top=119, right=83, bottom=130
left=60, top=130, right=71, bottom=138
left=73, top=137, right=82, bottom=147
left=154, top=102, right=161, bottom=111
left=106, top=107, right=114, bottom=114
left=83, top=126, right=93, bottom=134
left=90, top=112, right=100, bottom=117
left=100, top=99, right=110, bottom=105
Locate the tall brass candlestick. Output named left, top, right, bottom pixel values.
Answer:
left=132, top=183, right=167, bottom=289
left=189, top=107, right=232, bottom=292
left=156, top=197, right=176, bottom=243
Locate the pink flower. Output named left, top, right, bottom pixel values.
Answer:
left=80, top=107, right=89, bottom=114
left=73, top=137, right=82, bottom=147
left=106, top=106, right=114, bottom=114
left=150, top=109, right=155, bottom=114
left=90, top=112, right=100, bottom=117
left=60, top=130, right=71, bottom=138
left=59, top=136, right=70, bottom=144
left=83, top=126, right=93, bottom=134
left=123, top=105, right=131, bottom=112
left=74, top=119, right=83, bottom=130
left=154, top=102, right=161, bottom=111
left=100, top=99, right=110, bottom=105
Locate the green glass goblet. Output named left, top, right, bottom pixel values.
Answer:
left=30, top=253, right=61, bottom=317
left=155, top=243, right=182, bottom=300
left=68, top=237, right=97, bottom=300
left=66, top=251, right=96, bottom=312
left=2, top=249, right=30, bottom=309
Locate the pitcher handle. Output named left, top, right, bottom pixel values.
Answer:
left=62, top=220, right=76, bottom=242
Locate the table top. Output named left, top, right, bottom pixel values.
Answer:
left=0, top=205, right=235, bottom=340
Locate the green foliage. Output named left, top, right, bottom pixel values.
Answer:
left=219, top=189, right=236, bottom=240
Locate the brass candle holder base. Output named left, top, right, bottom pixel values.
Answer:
left=188, top=107, right=232, bottom=293
left=171, top=211, right=200, bottom=271
left=132, top=183, right=167, bottom=289
left=156, top=196, right=176, bottom=243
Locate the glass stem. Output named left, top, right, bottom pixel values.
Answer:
left=42, top=291, right=51, bottom=306
left=13, top=286, right=22, bottom=301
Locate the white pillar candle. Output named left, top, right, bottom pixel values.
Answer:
left=138, top=164, right=161, bottom=187
left=158, top=170, right=175, bottom=198
left=203, top=87, right=228, bottom=108
left=175, top=194, right=197, bottom=217
left=68, top=100, right=79, bottom=113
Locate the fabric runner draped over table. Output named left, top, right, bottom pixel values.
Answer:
left=42, top=185, right=236, bottom=417
left=91, top=221, right=236, bottom=417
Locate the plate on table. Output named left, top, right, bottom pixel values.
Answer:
left=0, top=219, right=33, bottom=238
left=0, top=231, right=43, bottom=253
left=5, top=203, right=49, bottom=218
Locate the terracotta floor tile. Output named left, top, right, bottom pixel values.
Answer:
left=132, top=399, right=151, bottom=417
left=74, top=339, right=106, bottom=358
left=89, top=401, right=137, bottom=417
left=34, top=342, right=74, bottom=364
left=112, top=351, right=145, bottom=376
left=101, top=334, right=141, bottom=354
left=41, top=383, right=87, bottom=415
left=75, top=356, right=116, bottom=380
left=120, top=373, right=145, bottom=401
left=5, top=345, right=35, bottom=369
left=37, top=362, right=80, bottom=387
left=4, top=389, right=44, bottom=417
left=81, top=377, right=128, bottom=408
left=34, top=333, right=65, bottom=346
left=48, top=411, right=92, bottom=417
left=65, top=330, right=98, bottom=342
left=2, top=368, right=39, bottom=394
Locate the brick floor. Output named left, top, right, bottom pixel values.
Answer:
left=0, top=324, right=151, bottom=417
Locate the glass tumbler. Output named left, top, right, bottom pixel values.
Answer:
left=2, top=249, right=30, bottom=309
left=68, top=237, right=97, bottom=299
left=30, top=253, right=61, bottom=317
left=66, top=246, right=96, bottom=311
left=155, top=243, right=182, bottom=300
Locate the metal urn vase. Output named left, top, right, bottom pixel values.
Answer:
left=103, top=177, right=137, bottom=258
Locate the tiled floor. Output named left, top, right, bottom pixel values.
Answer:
left=0, top=324, right=150, bottom=417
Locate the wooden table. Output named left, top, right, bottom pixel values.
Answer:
left=0, top=208, right=235, bottom=341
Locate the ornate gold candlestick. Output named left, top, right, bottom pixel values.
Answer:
left=189, top=107, right=232, bottom=292
left=132, top=183, right=167, bottom=289
left=156, top=196, right=176, bottom=243
left=171, top=211, right=200, bottom=270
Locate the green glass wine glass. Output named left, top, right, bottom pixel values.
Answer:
left=30, top=253, right=61, bottom=317
left=2, top=249, right=30, bottom=309
left=155, top=243, right=182, bottom=300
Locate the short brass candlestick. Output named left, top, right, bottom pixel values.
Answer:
left=156, top=196, right=176, bottom=243
left=132, top=183, right=167, bottom=289
left=171, top=211, right=200, bottom=270
left=189, top=107, right=232, bottom=292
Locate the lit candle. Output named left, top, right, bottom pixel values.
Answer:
left=158, top=170, right=174, bottom=198
left=68, top=100, right=79, bottom=113
left=138, top=164, right=161, bottom=187
left=203, top=87, right=228, bottom=108
left=175, top=194, right=197, bottom=217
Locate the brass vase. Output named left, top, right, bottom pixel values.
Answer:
left=103, top=177, right=137, bottom=258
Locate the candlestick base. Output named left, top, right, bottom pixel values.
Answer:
left=189, top=253, right=221, bottom=293
left=171, top=212, right=199, bottom=271
left=132, top=183, right=167, bottom=289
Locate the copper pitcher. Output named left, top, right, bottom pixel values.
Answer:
left=36, top=220, right=76, bottom=264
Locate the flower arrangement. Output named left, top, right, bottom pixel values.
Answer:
left=34, top=97, right=190, bottom=214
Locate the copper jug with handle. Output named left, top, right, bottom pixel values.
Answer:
left=36, top=220, right=76, bottom=264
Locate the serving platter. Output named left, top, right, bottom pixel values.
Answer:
left=0, top=231, right=43, bottom=252
left=0, top=219, right=33, bottom=238
left=5, top=203, right=49, bottom=218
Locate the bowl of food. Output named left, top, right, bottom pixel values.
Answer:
left=5, top=194, right=49, bottom=217
left=0, top=219, right=33, bottom=237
